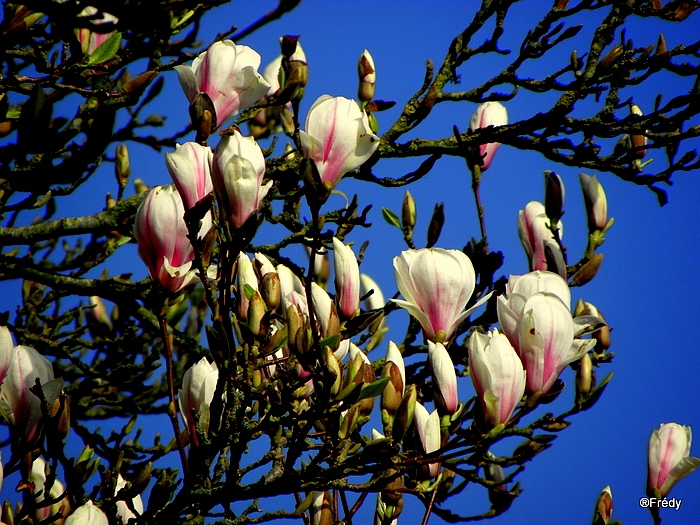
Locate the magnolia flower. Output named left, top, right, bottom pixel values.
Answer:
left=64, top=501, right=107, bottom=525
left=414, top=402, right=441, bottom=478
left=392, top=248, right=489, bottom=342
left=134, top=186, right=202, bottom=293
left=116, top=474, right=144, bottom=524
left=579, top=173, right=608, bottom=231
left=178, top=357, right=219, bottom=447
left=76, top=7, right=118, bottom=56
left=332, top=238, right=360, bottom=318
left=0, top=325, right=14, bottom=386
left=515, top=293, right=593, bottom=394
left=468, top=330, right=526, bottom=427
left=175, top=40, right=270, bottom=127
left=469, top=101, right=508, bottom=170
left=1, top=345, right=54, bottom=442
left=299, top=95, right=379, bottom=194
left=212, top=131, right=271, bottom=229
left=647, top=423, right=700, bottom=498
left=497, top=270, right=571, bottom=347
left=165, top=142, right=214, bottom=212
left=517, top=201, right=563, bottom=272
left=427, top=341, right=458, bottom=413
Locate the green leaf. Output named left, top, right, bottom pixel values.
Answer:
left=87, top=32, right=122, bottom=65
left=41, top=378, right=64, bottom=406
left=358, top=376, right=389, bottom=401
left=319, top=334, right=340, bottom=350
left=381, top=207, right=401, bottom=229
left=243, top=284, right=257, bottom=300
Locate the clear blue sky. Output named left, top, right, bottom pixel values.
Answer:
left=1, top=2, right=700, bottom=524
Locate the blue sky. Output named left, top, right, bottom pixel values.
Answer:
left=1, top=1, right=700, bottom=524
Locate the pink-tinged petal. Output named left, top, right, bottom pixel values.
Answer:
left=134, top=186, right=197, bottom=292
left=166, top=142, right=214, bottom=211
left=392, top=248, right=479, bottom=342
left=518, top=201, right=563, bottom=271
left=510, top=270, right=571, bottom=309
left=311, top=282, right=333, bottom=337
left=301, top=95, right=379, bottom=190
left=469, top=101, right=507, bottom=170
left=179, top=40, right=269, bottom=127
left=0, top=325, right=14, bottom=384
left=175, top=65, right=199, bottom=102
left=468, top=330, right=525, bottom=426
left=1, top=345, right=54, bottom=442
left=648, top=423, right=700, bottom=497
left=332, top=238, right=360, bottom=319
left=517, top=293, right=576, bottom=394
left=414, top=403, right=441, bottom=477
left=428, top=341, right=458, bottom=413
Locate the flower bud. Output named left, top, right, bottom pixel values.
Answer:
left=629, top=103, right=648, bottom=159
left=401, top=190, right=416, bottom=235
left=426, top=202, right=444, bottom=249
left=390, top=385, right=415, bottom=443
left=414, top=402, right=441, bottom=478
left=469, top=101, right=508, bottom=171
left=260, top=272, right=281, bottom=311
left=570, top=253, right=603, bottom=287
left=381, top=361, right=404, bottom=420
left=358, top=49, right=376, bottom=103
left=592, top=486, right=613, bottom=525
left=544, top=170, right=565, bottom=224
left=579, top=173, right=608, bottom=232
left=428, top=341, right=458, bottom=414
left=647, top=423, right=700, bottom=498
left=332, top=238, right=360, bottom=319
left=575, top=351, right=593, bottom=404
left=115, top=144, right=130, bottom=188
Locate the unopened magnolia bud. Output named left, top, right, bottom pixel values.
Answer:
left=247, top=291, right=266, bottom=337
left=570, top=253, right=603, bottom=287
left=260, top=272, right=281, bottom=311
left=402, top=190, right=416, bottom=233
left=381, top=361, right=403, bottom=418
left=392, top=384, right=416, bottom=442
left=2, top=500, right=14, bottom=525
left=576, top=352, right=593, bottom=403
left=579, top=173, right=608, bottom=232
left=426, top=202, right=444, bottom=248
left=115, top=144, right=130, bottom=188
left=656, top=33, right=668, bottom=57
left=133, top=178, right=149, bottom=194
left=357, top=49, right=376, bottom=103
left=629, top=103, right=647, bottom=159
left=556, top=0, right=569, bottom=9
left=597, top=45, right=623, bottom=72
left=592, top=486, right=613, bottom=525
left=544, top=170, right=565, bottom=223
